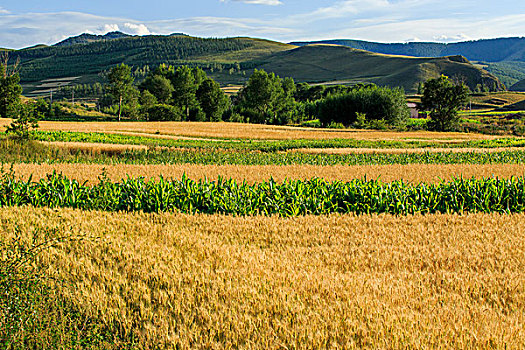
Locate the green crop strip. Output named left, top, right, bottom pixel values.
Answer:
left=1, top=172, right=525, bottom=215
left=33, top=131, right=525, bottom=152
left=4, top=141, right=525, bottom=166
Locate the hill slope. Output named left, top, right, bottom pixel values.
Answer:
left=510, top=79, right=525, bottom=92
left=14, top=35, right=294, bottom=82
left=54, top=31, right=133, bottom=47
left=290, top=37, right=525, bottom=63
left=255, top=45, right=503, bottom=93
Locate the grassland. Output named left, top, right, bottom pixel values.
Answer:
left=2, top=120, right=525, bottom=348
left=3, top=207, right=524, bottom=348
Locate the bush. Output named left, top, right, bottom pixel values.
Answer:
left=316, top=86, right=409, bottom=128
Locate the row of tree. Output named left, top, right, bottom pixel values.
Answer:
left=103, top=63, right=470, bottom=131
left=1, top=51, right=470, bottom=134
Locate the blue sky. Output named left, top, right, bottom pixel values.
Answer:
left=0, top=0, right=524, bottom=49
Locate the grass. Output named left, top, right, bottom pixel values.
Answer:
left=2, top=207, right=524, bottom=348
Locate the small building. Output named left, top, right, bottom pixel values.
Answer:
left=407, top=102, right=425, bottom=118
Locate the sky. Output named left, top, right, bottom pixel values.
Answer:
left=0, top=0, right=524, bottom=49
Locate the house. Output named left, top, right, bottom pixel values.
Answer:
left=407, top=102, right=426, bottom=118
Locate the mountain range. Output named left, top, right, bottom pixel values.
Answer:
left=7, top=33, right=525, bottom=94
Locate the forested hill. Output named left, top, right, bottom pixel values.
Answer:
left=10, top=33, right=503, bottom=93
left=511, top=79, right=525, bottom=91
left=14, top=35, right=293, bottom=82
left=290, top=37, right=525, bottom=63
left=255, top=45, right=503, bottom=93
left=54, top=31, right=133, bottom=46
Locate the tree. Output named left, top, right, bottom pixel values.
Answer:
left=316, top=85, right=409, bottom=128
left=419, top=75, right=469, bottom=131
left=171, top=66, right=198, bottom=119
left=140, top=74, right=173, bottom=104
left=106, top=63, right=136, bottom=121
left=5, top=103, right=40, bottom=140
left=0, top=53, right=22, bottom=119
left=196, top=79, right=230, bottom=121
left=139, top=90, right=158, bottom=107
left=237, top=69, right=286, bottom=124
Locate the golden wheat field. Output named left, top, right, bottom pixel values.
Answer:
left=3, top=207, right=524, bottom=348
left=7, top=163, right=525, bottom=184
left=0, top=119, right=503, bottom=141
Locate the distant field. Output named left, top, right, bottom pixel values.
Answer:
left=0, top=119, right=501, bottom=141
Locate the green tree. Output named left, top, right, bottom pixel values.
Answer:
left=196, top=79, right=230, bottom=121
left=139, top=90, right=158, bottom=107
left=419, top=75, right=469, bottom=131
left=316, top=85, right=409, bottom=128
left=140, top=74, right=174, bottom=104
left=0, top=53, right=23, bottom=119
left=238, top=69, right=285, bottom=124
left=5, top=103, right=40, bottom=140
left=106, top=63, right=136, bottom=121
left=171, top=66, right=198, bottom=119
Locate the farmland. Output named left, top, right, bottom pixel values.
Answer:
left=2, top=121, right=525, bottom=348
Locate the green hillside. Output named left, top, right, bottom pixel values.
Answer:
left=253, top=45, right=503, bottom=93
left=290, top=37, right=525, bottom=63
left=13, top=35, right=294, bottom=82
left=10, top=34, right=504, bottom=95
left=510, top=79, right=525, bottom=92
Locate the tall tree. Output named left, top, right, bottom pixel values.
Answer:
left=106, top=63, right=136, bottom=121
left=0, top=53, right=22, bottom=119
left=419, top=75, right=469, bottom=131
left=171, top=66, right=198, bottom=119
left=238, top=69, right=284, bottom=124
left=196, top=79, right=230, bottom=121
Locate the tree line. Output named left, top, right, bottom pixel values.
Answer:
left=1, top=52, right=470, bottom=138
left=102, top=63, right=420, bottom=128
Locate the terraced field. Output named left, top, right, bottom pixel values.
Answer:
left=2, top=121, right=525, bottom=348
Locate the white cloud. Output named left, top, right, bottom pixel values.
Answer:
left=100, top=24, right=120, bottom=33
left=220, top=0, right=283, bottom=5
left=123, top=23, right=151, bottom=35
left=1, top=5, right=525, bottom=49
left=0, top=7, right=10, bottom=15
left=433, top=34, right=472, bottom=42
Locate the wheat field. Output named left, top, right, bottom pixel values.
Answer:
left=3, top=207, right=524, bottom=348
left=0, top=119, right=502, bottom=141
left=7, top=162, right=525, bottom=184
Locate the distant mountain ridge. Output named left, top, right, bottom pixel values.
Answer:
left=290, top=37, right=525, bottom=63
left=54, top=31, right=190, bottom=47
left=54, top=31, right=133, bottom=47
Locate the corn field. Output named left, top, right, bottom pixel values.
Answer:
left=2, top=171, right=525, bottom=215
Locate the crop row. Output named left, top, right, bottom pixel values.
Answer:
left=34, top=131, right=525, bottom=152
left=1, top=172, right=525, bottom=215
left=4, top=140, right=525, bottom=166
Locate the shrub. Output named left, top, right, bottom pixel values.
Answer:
left=316, top=86, right=409, bottom=128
